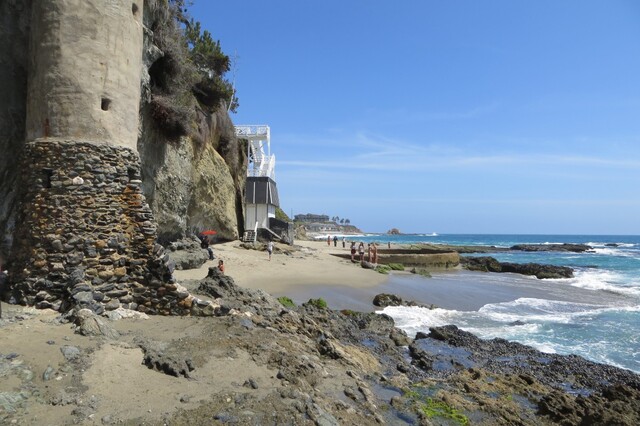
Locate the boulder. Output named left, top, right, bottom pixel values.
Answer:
left=73, top=309, right=120, bottom=339
left=372, top=293, right=403, bottom=307
left=166, top=237, right=209, bottom=270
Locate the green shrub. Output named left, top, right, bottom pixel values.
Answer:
left=375, top=265, right=391, bottom=274
left=387, top=263, right=405, bottom=271
left=307, top=298, right=328, bottom=309
left=277, top=296, right=296, bottom=308
left=411, top=268, right=432, bottom=278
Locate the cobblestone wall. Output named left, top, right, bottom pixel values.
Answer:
left=7, top=139, right=212, bottom=315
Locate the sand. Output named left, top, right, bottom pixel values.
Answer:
left=174, top=239, right=389, bottom=297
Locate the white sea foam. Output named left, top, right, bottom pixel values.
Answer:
left=564, top=270, right=640, bottom=296
left=591, top=247, right=638, bottom=258
left=378, top=306, right=466, bottom=337
left=479, top=298, right=607, bottom=324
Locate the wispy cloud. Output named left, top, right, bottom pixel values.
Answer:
left=355, top=102, right=502, bottom=127
left=277, top=131, right=640, bottom=172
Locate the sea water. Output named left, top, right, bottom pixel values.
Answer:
left=352, top=234, right=640, bottom=373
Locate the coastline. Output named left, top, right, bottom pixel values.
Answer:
left=2, top=238, right=640, bottom=424
left=175, top=239, right=631, bottom=312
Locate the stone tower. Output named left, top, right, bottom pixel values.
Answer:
left=7, top=0, right=201, bottom=315
left=26, top=0, right=144, bottom=148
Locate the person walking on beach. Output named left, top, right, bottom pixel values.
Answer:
left=350, top=241, right=356, bottom=262
left=267, top=240, right=274, bottom=261
left=342, top=236, right=346, bottom=248
left=333, top=235, right=338, bottom=247
left=327, top=235, right=331, bottom=246
left=358, top=242, right=365, bottom=262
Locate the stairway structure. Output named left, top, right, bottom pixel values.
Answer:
left=235, top=125, right=292, bottom=243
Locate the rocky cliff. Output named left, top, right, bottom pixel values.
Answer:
left=138, top=104, right=246, bottom=243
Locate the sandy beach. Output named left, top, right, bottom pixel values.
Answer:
left=174, top=239, right=390, bottom=302
left=175, top=239, right=631, bottom=313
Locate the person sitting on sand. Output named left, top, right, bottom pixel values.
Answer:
left=358, top=242, right=365, bottom=262
left=217, top=259, right=225, bottom=273
left=350, top=241, right=356, bottom=262
left=200, top=235, right=214, bottom=260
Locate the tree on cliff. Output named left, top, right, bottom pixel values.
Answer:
left=185, top=20, right=239, bottom=113
left=146, top=0, right=238, bottom=141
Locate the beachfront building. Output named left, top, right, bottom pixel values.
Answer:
left=294, top=213, right=330, bottom=223
left=305, top=222, right=340, bottom=233
left=235, top=125, right=292, bottom=243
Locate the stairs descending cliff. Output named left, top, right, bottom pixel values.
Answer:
left=243, top=230, right=256, bottom=243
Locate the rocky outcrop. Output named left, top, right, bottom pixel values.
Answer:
left=3, top=278, right=640, bottom=425
left=461, top=256, right=574, bottom=279
left=166, top=238, right=209, bottom=270
left=511, top=243, right=593, bottom=252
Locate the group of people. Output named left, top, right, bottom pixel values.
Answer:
left=349, top=241, right=379, bottom=264
left=327, top=235, right=347, bottom=248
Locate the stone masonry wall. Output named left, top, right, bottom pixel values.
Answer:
left=8, top=139, right=212, bottom=315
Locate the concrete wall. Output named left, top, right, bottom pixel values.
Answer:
left=26, top=0, right=144, bottom=149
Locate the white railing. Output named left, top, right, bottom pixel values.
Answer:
left=237, top=125, right=276, bottom=180
left=235, top=125, right=270, bottom=140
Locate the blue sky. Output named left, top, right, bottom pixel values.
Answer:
left=190, top=1, right=640, bottom=234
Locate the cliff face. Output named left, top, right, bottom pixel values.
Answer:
left=138, top=105, right=246, bottom=243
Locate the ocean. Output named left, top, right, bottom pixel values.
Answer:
left=351, top=234, right=640, bottom=374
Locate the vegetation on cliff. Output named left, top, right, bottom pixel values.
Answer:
left=146, top=0, right=238, bottom=142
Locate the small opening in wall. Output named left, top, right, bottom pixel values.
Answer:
left=132, top=3, right=139, bottom=16
left=127, top=168, right=137, bottom=181
left=42, top=169, right=53, bottom=189
left=101, top=98, right=111, bottom=111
